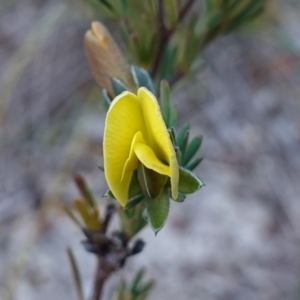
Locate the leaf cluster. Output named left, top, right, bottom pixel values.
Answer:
left=83, top=0, right=266, bottom=86
left=113, top=268, right=154, bottom=300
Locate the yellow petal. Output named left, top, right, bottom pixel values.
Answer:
left=121, top=131, right=145, bottom=181
left=134, top=143, right=170, bottom=177
left=137, top=88, right=179, bottom=199
left=104, top=92, right=145, bottom=206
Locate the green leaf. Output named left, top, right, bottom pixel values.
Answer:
left=118, top=201, right=147, bottom=238
left=118, top=0, right=127, bottom=13
left=66, top=248, right=84, bottom=300
left=174, top=146, right=182, bottom=165
left=137, top=280, right=155, bottom=297
left=169, top=106, right=178, bottom=127
left=205, top=0, right=215, bottom=13
left=226, top=0, right=263, bottom=32
left=131, top=268, right=145, bottom=293
left=98, top=163, right=105, bottom=171
left=102, top=89, right=111, bottom=110
left=60, top=204, right=81, bottom=227
left=176, top=124, right=189, bottom=150
left=98, top=0, right=113, bottom=10
left=186, top=157, right=203, bottom=171
left=145, top=186, right=170, bottom=234
left=137, top=162, right=167, bottom=199
left=183, top=136, right=203, bottom=166
left=128, top=170, right=142, bottom=198
left=178, top=167, right=204, bottom=194
left=160, top=80, right=171, bottom=127
left=83, top=0, right=116, bottom=19
left=73, top=174, right=96, bottom=208
left=157, top=43, right=178, bottom=82
left=131, top=65, right=156, bottom=95
left=73, top=199, right=91, bottom=228
left=125, top=194, right=144, bottom=209
left=206, top=10, right=223, bottom=30
left=163, top=0, right=179, bottom=28
left=168, top=127, right=176, bottom=147
left=181, top=129, right=189, bottom=162
left=125, top=171, right=145, bottom=208
left=111, top=77, right=128, bottom=96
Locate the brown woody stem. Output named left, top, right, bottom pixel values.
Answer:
left=150, top=0, right=196, bottom=79
left=90, top=258, right=114, bottom=300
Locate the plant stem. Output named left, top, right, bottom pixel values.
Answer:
left=150, top=0, right=168, bottom=78
left=90, top=258, right=114, bottom=300
left=150, top=0, right=196, bottom=79
left=90, top=203, right=116, bottom=300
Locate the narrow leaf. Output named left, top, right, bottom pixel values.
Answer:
left=176, top=124, right=190, bottom=150
left=73, top=199, right=91, bottom=228
left=89, top=207, right=100, bottom=230
left=137, top=280, right=155, bottom=297
left=73, top=174, right=96, bottom=208
left=157, top=44, right=178, bottom=82
left=119, top=0, right=127, bottom=13
left=131, top=268, right=145, bottom=293
left=163, top=0, right=179, bottom=28
left=169, top=106, right=178, bottom=127
left=160, top=80, right=171, bottom=127
left=60, top=204, right=81, bottom=227
left=111, top=77, right=128, bottom=96
left=168, top=127, right=176, bottom=147
left=99, top=0, right=114, bottom=10
left=205, top=0, right=215, bottom=13
left=145, top=186, right=170, bottom=234
left=174, top=146, right=182, bottom=165
left=186, top=157, right=203, bottom=171
left=183, top=136, right=203, bottom=166
left=131, top=65, right=156, bottom=94
left=66, top=247, right=84, bottom=300
left=102, top=89, right=111, bottom=110
left=181, top=129, right=190, bottom=161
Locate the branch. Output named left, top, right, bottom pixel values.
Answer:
left=150, top=0, right=196, bottom=79
left=177, top=0, right=195, bottom=24
left=89, top=203, right=115, bottom=300
left=150, top=0, right=168, bottom=78
left=90, top=258, right=114, bottom=300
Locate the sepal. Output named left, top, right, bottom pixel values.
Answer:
left=145, top=185, right=170, bottom=234
left=131, top=65, right=156, bottom=94
left=111, top=77, right=129, bottom=96
left=137, top=162, right=168, bottom=200
left=178, top=167, right=204, bottom=194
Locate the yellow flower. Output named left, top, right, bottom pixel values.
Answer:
left=103, top=87, right=179, bottom=206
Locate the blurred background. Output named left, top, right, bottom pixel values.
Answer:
left=1, top=0, right=300, bottom=299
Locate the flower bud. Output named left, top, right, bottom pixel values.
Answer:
left=84, top=21, right=136, bottom=96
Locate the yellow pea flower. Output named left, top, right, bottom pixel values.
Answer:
left=103, top=87, right=179, bottom=206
